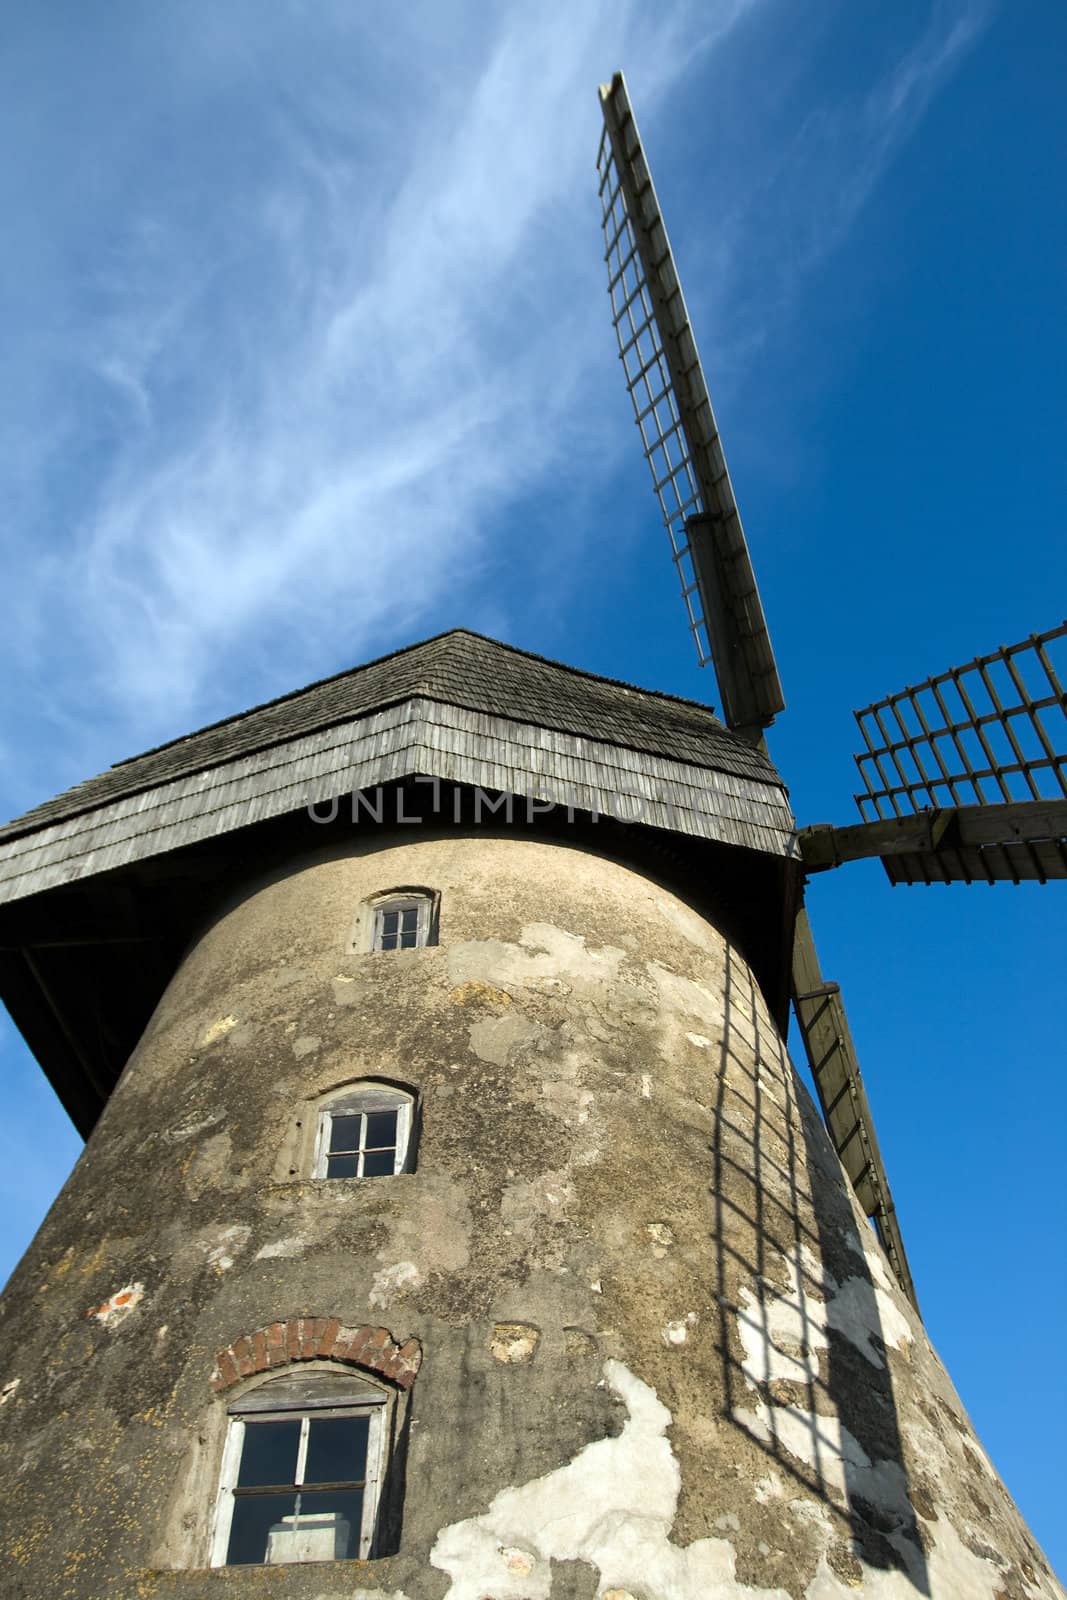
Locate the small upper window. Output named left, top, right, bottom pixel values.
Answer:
left=371, top=895, right=432, bottom=952
left=314, top=1083, right=414, bottom=1180
left=212, top=1370, right=389, bottom=1566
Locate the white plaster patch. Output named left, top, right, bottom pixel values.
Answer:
left=162, top=1111, right=222, bottom=1143
left=0, top=1378, right=20, bottom=1407
left=292, top=1034, right=321, bottom=1058
left=430, top=1360, right=794, bottom=1600
left=205, top=1225, right=251, bottom=1273
left=804, top=1509, right=1043, bottom=1600
left=369, top=1260, right=421, bottom=1309
left=87, top=1282, right=145, bottom=1327
left=686, top=1032, right=711, bottom=1049
left=732, top=1243, right=923, bottom=1541
left=825, top=1271, right=913, bottom=1369
left=255, top=1236, right=307, bottom=1261
left=200, top=1014, right=238, bottom=1047
left=499, top=1545, right=535, bottom=1575
left=662, top=1312, right=698, bottom=1346
left=735, top=1246, right=828, bottom=1392
left=640, top=1073, right=652, bottom=1099
left=732, top=1396, right=910, bottom=1520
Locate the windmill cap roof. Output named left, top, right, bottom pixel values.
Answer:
left=0, top=628, right=785, bottom=844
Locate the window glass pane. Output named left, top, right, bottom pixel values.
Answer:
left=399, top=927, right=418, bottom=948
left=400, top=907, right=418, bottom=933
left=326, top=1152, right=359, bottom=1179
left=379, top=931, right=399, bottom=950
left=364, top=1110, right=397, bottom=1148
left=227, top=1492, right=297, bottom=1565
left=328, top=1114, right=362, bottom=1154
left=380, top=910, right=400, bottom=936
left=303, top=1414, right=370, bottom=1486
left=237, top=1419, right=301, bottom=1488
left=361, top=1147, right=395, bottom=1178
left=294, top=1489, right=365, bottom=1560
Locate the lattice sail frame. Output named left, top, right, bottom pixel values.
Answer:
left=597, top=73, right=783, bottom=731
left=596, top=114, right=705, bottom=658
left=855, top=623, right=1067, bottom=818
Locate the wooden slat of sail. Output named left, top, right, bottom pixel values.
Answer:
left=883, top=837, right=1067, bottom=885
left=791, top=909, right=918, bottom=1311
left=597, top=72, right=784, bottom=732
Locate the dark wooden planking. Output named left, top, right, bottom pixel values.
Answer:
left=791, top=910, right=918, bottom=1311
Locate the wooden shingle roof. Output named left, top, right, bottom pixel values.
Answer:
left=0, top=629, right=781, bottom=844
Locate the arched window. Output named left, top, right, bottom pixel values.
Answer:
left=313, top=1082, right=414, bottom=1180
left=211, top=1368, right=390, bottom=1566
left=347, top=887, right=439, bottom=954
left=373, top=890, right=435, bottom=951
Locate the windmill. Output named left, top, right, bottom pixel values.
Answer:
left=596, top=70, right=1067, bottom=1314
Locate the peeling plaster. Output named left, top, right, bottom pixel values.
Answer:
left=735, top=1243, right=912, bottom=1397
left=199, top=1014, right=238, bottom=1046
left=662, top=1312, right=698, bottom=1346
left=161, top=1111, right=222, bottom=1143
left=428, top=1359, right=1054, bottom=1600
left=204, top=1225, right=251, bottom=1273
left=369, top=1260, right=422, bottom=1309
left=87, top=1282, right=144, bottom=1327
left=254, top=1236, right=307, bottom=1260
left=430, top=1359, right=794, bottom=1600
left=0, top=1377, right=20, bottom=1406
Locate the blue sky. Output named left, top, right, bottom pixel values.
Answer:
left=1, top=0, right=1064, bottom=1576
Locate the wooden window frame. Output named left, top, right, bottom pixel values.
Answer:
left=210, top=1379, right=388, bottom=1567
left=312, top=1085, right=414, bottom=1181
left=370, top=895, right=433, bottom=952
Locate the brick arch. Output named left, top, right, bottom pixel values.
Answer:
left=211, top=1318, right=421, bottom=1394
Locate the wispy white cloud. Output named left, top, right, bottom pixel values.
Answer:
left=0, top=0, right=992, bottom=807
left=3, top=1, right=746, bottom=761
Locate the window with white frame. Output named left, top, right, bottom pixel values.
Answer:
left=211, top=1370, right=388, bottom=1567
left=371, top=894, right=433, bottom=951
left=314, top=1083, right=414, bottom=1180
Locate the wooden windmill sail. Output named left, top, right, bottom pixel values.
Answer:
left=597, top=71, right=1067, bottom=1314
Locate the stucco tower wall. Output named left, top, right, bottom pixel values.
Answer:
left=0, top=832, right=1059, bottom=1599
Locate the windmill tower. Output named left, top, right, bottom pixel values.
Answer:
left=0, top=73, right=1062, bottom=1600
